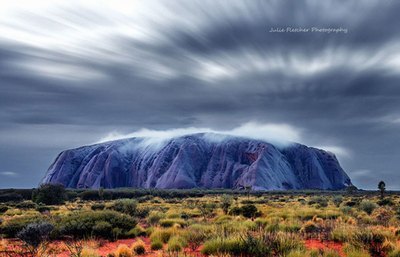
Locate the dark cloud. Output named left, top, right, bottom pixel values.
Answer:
left=0, top=0, right=400, bottom=189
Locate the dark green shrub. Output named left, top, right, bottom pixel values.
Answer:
left=241, top=204, right=261, bottom=219
left=201, top=237, right=244, bottom=256
left=0, top=205, right=8, bottom=213
left=0, top=193, right=23, bottom=203
left=36, top=205, right=51, bottom=213
left=16, top=201, right=37, bottom=210
left=147, top=211, right=165, bottom=225
left=111, top=199, right=138, bottom=216
left=33, top=184, right=66, bottom=205
left=308, top=196, right=328, bottom=208
left=220, top=195, right=233, bottom=214
left=92, top=221, right=113, bottom=239
left=377, top=198, right=394, bottom=206
left=125, top=225, right=146, bottom=237
left=150, top=240, right=163, bottom=250
left=17, top=222, right=54, bottom=248
left=58, top=210, right=136, bottom=239
left=167, top=236, right=184, bottom=252
left=135, top=207, right=150, bottom=218
left=91, top=203, right=106, bottom=211
left=132, top=240, right=146, bottom=255
left=0, top=214, right=44, bottom=237
left=229, top=206, right=242, bottom=216
left=359, top=200, right=377, bottom=215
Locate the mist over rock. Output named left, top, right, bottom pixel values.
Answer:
left=41, top=133, right=352, bottom=190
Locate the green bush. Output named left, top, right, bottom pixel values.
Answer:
left=150, top=239, right=163, bottom=250
left=241, top=204, right=261, bottom=219
left=132, top=240, right=146, bottom=255
left=33, top=184, right=66, bottom=205
left=111, top=199, right=138, bottom=216
left=91, top=203, right=105, bottom=211
left=36, top=205, right=52, bottom=213
left=228, top=204, right=261, bottom=218
left=0, top=205, right=9, bottom=213
left=58, top=210, right=136, bottom=239
left=201, top=237, right=244, bottom=256
left=0, top=214, right=44, bottom=237
left=17, top=222, right=54, bottom=248
left=16, top=201, right=37, bottom=210
left=160, top=218, right=187, bottom=228
left=359, top=200, right=377, bottom=215
left=308, top=196, right=328, bottom=208
left=92, top=221, right=113, bottom=238
left=147, top=211, right=165, bottom=225
left=125, top=225, right=146, bottom=237
left=167, top=236, right=185, bottom=252
left=0, top=193, right=23, bottom=203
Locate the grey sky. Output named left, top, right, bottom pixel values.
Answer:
left=0, top=0, right=399, bottom=189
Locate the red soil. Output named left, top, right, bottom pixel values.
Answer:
left=3, top=238, right=345, bottom=257
left=305, top=239, right=345, bottom=257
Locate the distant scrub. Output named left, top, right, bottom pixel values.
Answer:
left=57, top=210, right=136, bottom=239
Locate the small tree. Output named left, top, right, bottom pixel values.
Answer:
left=33, top=183, right=66, bottom=205
left=378, top=181, right=386, bottom=199
left=241, top=204, right=260, bottom=219
left=220, top=195, right=233, bottom=214
left=17, top=222, right=54, bottom=256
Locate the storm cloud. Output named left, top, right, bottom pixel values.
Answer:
left=0, top=0, right=399, bottom=189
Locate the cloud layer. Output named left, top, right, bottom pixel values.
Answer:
left=0, top=0, right=400, bottom=189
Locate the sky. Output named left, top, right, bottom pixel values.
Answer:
left=0, top=0, right=399, bottom=189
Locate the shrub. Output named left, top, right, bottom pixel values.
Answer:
left=58, top=210, right=136, bottom=239
left=168, top=236, right=184, bottom=252
left=201, top=237, right=244, bottom=256
left=33, top=183, right=66, bottom=205
left=229, top=206, right=242, bottom=216
left=343, top=244, right=370, bottom=257
left=378, top=198, right=394, bottom=206
left=220, top=195, right=233, bottom=214
left=150, top=228, right=175, bottom=243
left=81, top=247, right=101, bottom=257
left=91, top=203, right=105, bottom=211
left=308, top=196, right=328, bottom=208
left=113, top=244, right=133, bottom=257
left=0, top=214, right=44, bottom=237
left=330, top=226, right=355, bottom=242
left=126, top=225, right=146, bottom=237
left=183, top=227, right=207, bottom=251
left=241, top=204, right=261, bottom=219
left=160, top=218, right=187, bottom=228
left=372, top=207, right=394, bottom=225
left=0, top=193, right=23, bottom=203
left=36, top=205, right=51, bottom=213
left=16, top=201, right=37, bottom=210
left=147, top=211, right=165, bottom=225
left=150, top=239, right=163, bottom=250
left=332, top=195, right=343, bottom=207
left=92, top=221, right=113, bottom=238
left=0, top=205, right=8, bottom=213
left=359, top=200, right=377, bottom=215
left=111, top=199, right=138, bottom=216
left=17, top=222, right=54, bottom=248
left=300, top=221, right=320, bottom=234
left=132, top=239, right=146, bottom=255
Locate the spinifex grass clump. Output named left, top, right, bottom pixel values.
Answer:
left=202, top=231, right=304, bottom=257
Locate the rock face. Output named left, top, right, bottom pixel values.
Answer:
left=42, top=133, right=352, bottom=190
